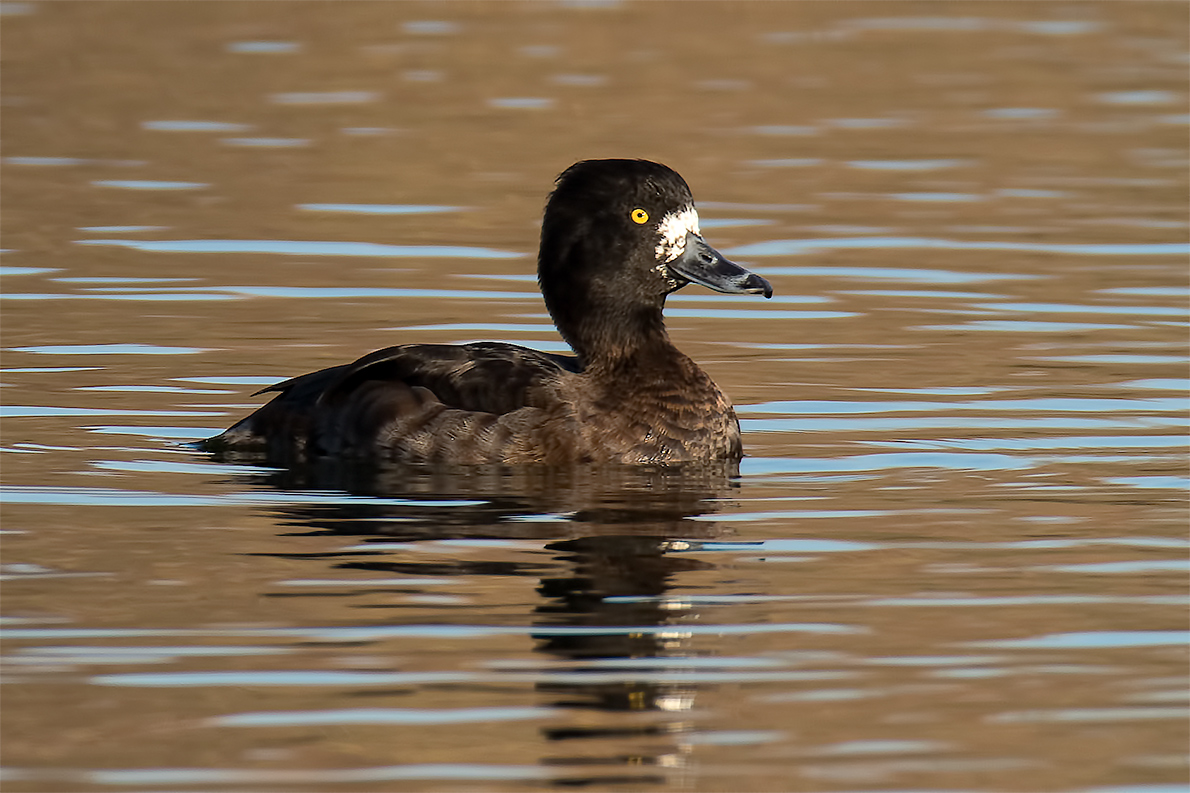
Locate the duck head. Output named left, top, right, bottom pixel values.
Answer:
left=538, top=159, right=772, bottom=362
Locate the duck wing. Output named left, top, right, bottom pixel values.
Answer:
left=316, top=342, right=579, bottom=415
left=209, top=342, right=582, bottom=463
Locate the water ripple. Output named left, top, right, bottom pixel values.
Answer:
left=8, top=343, right=209, bottom=355
left=226, top=41, right=300, bottom=53
left=93, top=670, right=477, bottom=687
left=76, top=239, right=522, bottom=259
left=971, top=631, right=1190, bottom=650
left=270, top=91, right=379, bottom=104
left=298, top=203, right=463, bottom=214
left=740, top=452, right=1030, bottom=473
left=741, top=397, right=1186, bottom=415
left=81, top=764, right=554, bottom=785
left=860, top=435, right=1187, bottom=452
left=990, top=707, right=1188, bottom=723
left=6, top=621, right=864, bottom=643
left=0, top=406, right=221, bottom=418
left=91, top=180, right=208, bottom=191
left=743, top=416, right=1185, bottom=433
left=141, top=120, right=251, bottom=132
left=976, top=302, right=1188, bottom=317
left=847, top=159, right=967, bottom=171
left=733, top=237, right=1190, bottom=257
left=213, top=706, right=552, bottom=726
left=0, top=486, right=485, bottom=508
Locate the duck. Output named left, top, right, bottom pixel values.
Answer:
left=202, top=159, right=773, bottom=465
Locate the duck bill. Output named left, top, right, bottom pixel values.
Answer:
left=668, top=234, right=773, bottom=298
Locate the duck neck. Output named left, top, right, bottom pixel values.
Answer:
left=538, top=224, right=680, bottom=371
left=558, top=301, right=678, bottom=371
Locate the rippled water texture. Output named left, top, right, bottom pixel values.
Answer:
left=2, top=2, right=1188, bottom=791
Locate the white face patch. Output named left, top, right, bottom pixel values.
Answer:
left=654, top=206, right=700, bottom=263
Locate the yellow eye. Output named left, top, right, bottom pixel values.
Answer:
left=630, top=208, right=649, bottom=224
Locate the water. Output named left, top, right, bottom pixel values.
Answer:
left=2, top=2, right=1187, bottom=791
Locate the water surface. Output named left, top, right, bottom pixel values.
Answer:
left=2, top=2, right=1187, bottom=791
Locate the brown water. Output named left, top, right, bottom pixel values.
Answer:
left=2, top=2, right=1188, bottom=791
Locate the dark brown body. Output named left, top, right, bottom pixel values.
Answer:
left=206, top=339, right=742, bottom=465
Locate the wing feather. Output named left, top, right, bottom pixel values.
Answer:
left=205, top=342, right=580, bottom=462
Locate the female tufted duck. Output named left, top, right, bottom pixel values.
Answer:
left=204, top=159, right=773, bottom=465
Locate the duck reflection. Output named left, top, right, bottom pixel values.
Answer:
left=533, top=532, right=709, bottom=780
left=233, top=460, right=735, bottom=784
left=249, top=459, right=735, bottom=539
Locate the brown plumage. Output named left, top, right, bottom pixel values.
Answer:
left=203, top=159, right=772, bottom=465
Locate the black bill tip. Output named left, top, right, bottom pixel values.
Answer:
left=740, top=272, right=773, bottom=299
